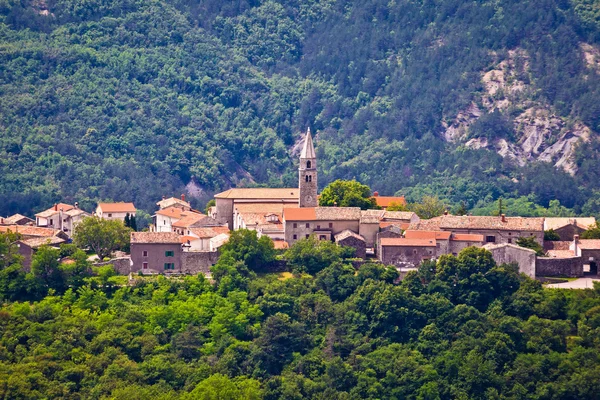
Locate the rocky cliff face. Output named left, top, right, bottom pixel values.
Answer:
left=443, top=48, right=592, bottom=174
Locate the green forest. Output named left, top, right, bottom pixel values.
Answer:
left=3, top=230, right=600, bottom=399
left=2, top=0, right=600, bottom=216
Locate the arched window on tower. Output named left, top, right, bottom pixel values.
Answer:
left=305, top=175, right=310, bottom=182
left=308, top=175, right=312, bottom=182
left=306, top=161, right=311, bottom=168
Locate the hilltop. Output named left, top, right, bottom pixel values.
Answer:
left=2, top=0, right=600, bottom=216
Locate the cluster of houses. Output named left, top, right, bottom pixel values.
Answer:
left=3, top=129, right=600, bottom=279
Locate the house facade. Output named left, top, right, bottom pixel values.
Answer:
left=96, top=203, right=136, bottom=221
left=130, top=232, right=182, bottom=274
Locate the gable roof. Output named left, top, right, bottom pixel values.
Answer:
left=335, top=229, right=365, bottom=242
left=155, top=207, right=187, bottom=219
left=404, top=230, right=452, bottom=240
left=172, top=212, right=207, bottom=228
left=380, top=238, right=437, bottom=247
left=544, top=217, right=596, bottom=231
left=19, top=236, right=66, bottom=248
left=35, top=203, right=74, bottom=218
left=373, top=195, right=407, bottom=208
left=284, top=207, right=362, bottom=221
left=382, top=211, right=417, bottom=221
left=130, top=232, right=181, bottom=244
left=410, top=215, right=544, bottom=232
left=451, top=233, right=485, bottom=242
left=0, top=225, right=63, bottom=237
left=360, top=209, right=385, bottom=224
left=97, top=202, right=136, bottom=213
left=190, top=226, right=230, bottom=239
left=577, top=239, right=600, bottom=250
left=215, top=188, right=299, bottom=200
left=188, top=215, right=225, bottom=228
left=3, top=214, right=34, bottom=225
left=379, top=221, right=410, bottom=231
left=157, top=197, right=191, bottom=209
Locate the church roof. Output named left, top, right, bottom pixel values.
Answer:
left=300, top=128, right=316, bottom=159
left=215, top=188, right=299, bottom=200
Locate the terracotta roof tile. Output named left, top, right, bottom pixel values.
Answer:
left=544, top=217, right=596, bottom=231
left=547, top=250, right=577, bottom=258
left=379, top=221, right=410, bottom=230
left=451, top=233, right=484, bottom=242
left=155, top=207, right=187, bottom=219
left=380, top=238, right=437, bottom=247
left=404, top=230, right=452, bottom=240
left=0, top=225, right=62, bottom=237
left=273, top=240, right=289, bottom=250
left=35, top=203, right=74, bottom=218
left=373, top=196, right=407, bottom=208
left=130, top=232, right=181, bottom=244
left=3, top=214, right=34, bottom=225
left=190, top=226, right=230, bottom=239
left=157, top=197, right=191, bottom=209
left=578, top=240, right=600, bottom=250
left=410, top=215, right=544, bottom=232
left=335, top=229, right=365, bottom=242
left=215, top=188, right=299, bottom=199
left=19, top=236, right=66, bottom=248
left=360, top=209, right=385, bottom=224
left=284, top=208, right=317, bottom=221
left=98, top=202, right=136, bottom=213
left=172, top=212, right=207, bottom=228
left=382, top=211, right=417, bottom=221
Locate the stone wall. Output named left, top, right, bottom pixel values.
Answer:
left=93, top=257, right=132, bottom=275
left=181, top=251, right=219, bottom=275
left=536, top=256, right=583, bottom=277
left=484, top=244, right=536, bottom=278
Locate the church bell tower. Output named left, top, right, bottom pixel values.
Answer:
left=299, top=128, right=318, bottom=208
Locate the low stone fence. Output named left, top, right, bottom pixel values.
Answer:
left=536, top=256, right=583, bottom=277
left=92, top=257, right=131, bottom=275
left=181, top=251, right=219, bottom=275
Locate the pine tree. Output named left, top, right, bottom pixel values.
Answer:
left=130, top=215, right=137, bottom=232
left=124, top=213, right=131, bottom=228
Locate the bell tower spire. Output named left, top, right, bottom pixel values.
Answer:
left=299, top=128, right=318, bottom=207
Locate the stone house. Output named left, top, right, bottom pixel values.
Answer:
left=130, top=232, right=182, bottom=274
left=17, top=236, right=66, bottom=271
left=544, top=217, right=596, bottom=241
left=35, top=203, right=74, bottom=229
left=378, top=237, right=437, bottom=267
left=157, top=194, right=192, bottom=211
left=1, top=214, right=34, bottom=226
left=96, top=202, right=136, bottom=221
left=0, top=225, right=68, bottom=241
left=283, top=207, right=362, bottom=246
left=410, top=214, right=544, bottom=245
left=483, top=243, right=536, bottom=278
left=335, top=229, right=367, bottom=259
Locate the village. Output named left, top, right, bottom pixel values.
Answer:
left=2, top=129, right=599, bottom=281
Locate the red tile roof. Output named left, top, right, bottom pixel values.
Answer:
left=410, top=215, right=544, bottom=232
left=215, top=188, right=299, bottom=199
left=404, top=230, right=452, bottom=240
left=98, top=202, right=136, bottom=213
left=190, top=226, right=230, bottom=239
left=172, top=212, right=207, bottom=228
left=577, top=240, right=600, bottom=250
left=130, top=232, right=181, bottom=244
left=380, top=238, right=437, bottom=247
left=451, top=233, right=484, bottom=242
left=379, top=221, right=410, bottom=230
left=0, top=225, right=62, bottom=237
left=155, top=207, right=187, bottom=219
left=35, top=203, right=74, bottom=218
left=284, top=208, right=317, bottom=221
left=373, top=195, right=406, bottom=208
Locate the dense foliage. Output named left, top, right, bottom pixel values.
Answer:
left=2, top=0, right=600, bottom=218
left=3, top=231, right=600, bottom=398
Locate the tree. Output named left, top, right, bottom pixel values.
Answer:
left=219, top=229, right=275, bottom=271
left=516, top=236, right=545, bottom=256
left=544, top=229, right=561, bottom=241
left=205, top=199, right=216, bottom=215
left=319, top=180, right=378, bottom=210
left=386, top=201, right=409, bottom=212
left=182, top=374, right=263, bottom=400
left=409, top=196, right=447, bottom=219
left=284, top=235, right=353, bottom=275
left=73, top=216, right=132, bottom=259
left=582, top=221, right=600, bottom=239
left=30, top=245, right=64, bottom=293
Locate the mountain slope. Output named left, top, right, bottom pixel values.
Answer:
left=1, top=0, right=600, bottom=216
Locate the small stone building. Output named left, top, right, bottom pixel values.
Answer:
left=483, top=243, right=536, bottom=278
left=544, top=217, right=596, bottom=241
left=130, top=232, right=182, bottom=274
left=378, top=237, right=437, bottom=267
left=335, top=229, right=367, bottom=259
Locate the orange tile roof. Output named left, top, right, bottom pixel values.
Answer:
left=404, top=230, right=452, bottom=240
left=215, top=188, right=299, bottom=199
left=180, top=235, right=198, bottom=244
left=273, top=240, right=289, bottom=250
left=451, top=233, right=484, bottom=242
left=172, top=212, right=207, bottom=228
left=155, top=207, right=187, bottom=219
left=284, top=208, right=317, bottom=221
left=373, top=195, right=406, bottom=208
left=0, top=225, right=61, bottom=237
left=578, top=240, right=600, bottom=250
left=98, top=202, right=136, bottom=213
left=547, top=250, right=576, bottom=258
left=380, top=238, right=437, bottom=247
left=131, top=232, right=181, bottom=244
left=19, top=236, right=66, bottom=248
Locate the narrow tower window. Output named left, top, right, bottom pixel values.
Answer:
left=306, top=160, right=311, bottom=168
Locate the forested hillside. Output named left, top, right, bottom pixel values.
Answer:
left=2, top=0, right=600, bottom=216
left=3, top=232, right=600, bottom=399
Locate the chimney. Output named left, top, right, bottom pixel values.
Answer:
left=373, top=191, right=379, bottom=197
left=181, top=194, right=186, bottom=202
left=162, top=195, right=166, bottom=200
left=573, top=234, right=580, bottom=256
left=74, top=202, right=79, bottom=209
left=54, top=203, right=58, bottom=211
left=501, top=214, right=506, bottom=222
left=444, top=210, right=448, bottom=216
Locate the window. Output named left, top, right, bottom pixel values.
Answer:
left=164, top=263, right=175, bottom=270
left=317, top=225, right=320, bottom=230
left=508, top=239, right=512, bottom=244
left=293, top=234, right=297, bottom=240
left=293, top=223, right=297, bottom=228
left=329, top=223, right=333, bottom=228
left=306, top=234, right=310, bottom=239
left=49, top=218, right=53, bottom=225
left=319, top=235, right=326, bottom=240
left=143, top=262, right=148, bottom=269
left=485, top=236, right=496, bottom=243
left=142, top=250, right=148, bottom=257
left=306, top=160, right=311, bottom=168
left=164, top=220, right=167, bottom=225
left=308, top=175, right=312, bottom=182
left=108, top=213, right=112, bottom=217
left=306, top=223, right=310, bottom=228
left=165, top=251, right=174, bottom=257
left=508, top=232, right=512, bottom=235
left=413, top=249, right=417, bottom=254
